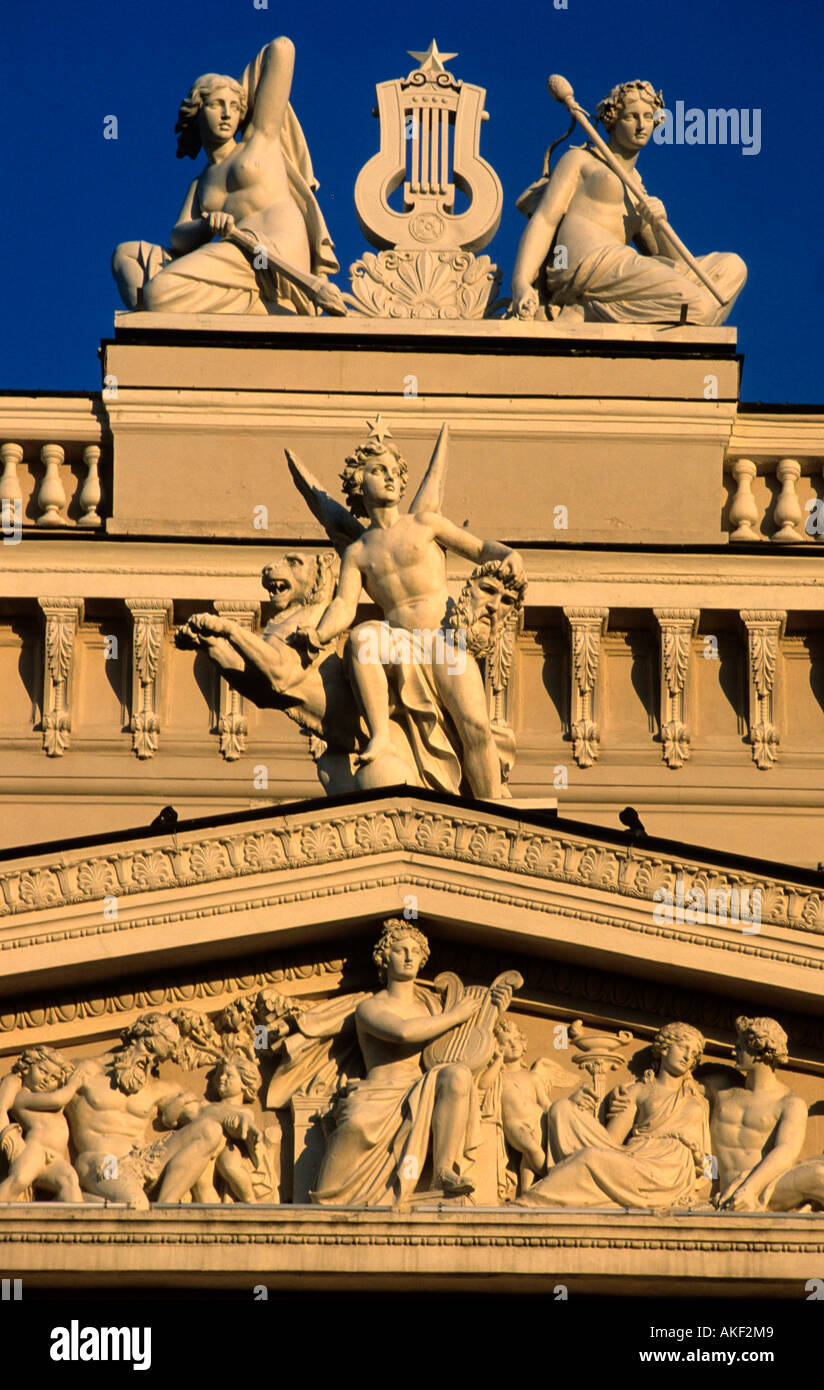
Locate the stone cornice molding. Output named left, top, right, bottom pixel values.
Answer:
left=0, top=1207, right=819, bottom=1293
left=2, top=797, right=824, bottom=1011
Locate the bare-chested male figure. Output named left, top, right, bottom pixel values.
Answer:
left=66, top=1013, right=228, bottom=1209
left=289, top=423, right=525, bottom=799
left=709, top=1016, right=807, bottom=1211
left=511, top=79, right=746, bottom=325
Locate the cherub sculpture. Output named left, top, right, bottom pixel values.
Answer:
left=287, top=418, right=526, bottom=799
left=179, top=1052, right=279, bottom=1204
left=478, top=1017, right=575, bottom=1194
left=0, top=1047, right=83, bottom=1203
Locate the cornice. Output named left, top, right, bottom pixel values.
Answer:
left=0, top=1206, right=819, bottom=1292
left=1, top=798, right=824, bottom=1013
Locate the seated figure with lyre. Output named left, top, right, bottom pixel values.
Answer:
left=310, top=919, right=521, bottom=1205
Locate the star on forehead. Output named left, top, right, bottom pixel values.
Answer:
left=407, top=40, right=458, bottom=77
left=365, top=415, right=393, bottom=446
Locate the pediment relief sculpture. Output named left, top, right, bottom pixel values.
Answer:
left=0, top=923, right=822, bottom=1215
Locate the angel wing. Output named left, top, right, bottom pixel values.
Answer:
left=531, top=1056, right=577, bottom=1090
left=409, top=422, right=449, bottom=515
left=285, top=449, right=365, bottom=556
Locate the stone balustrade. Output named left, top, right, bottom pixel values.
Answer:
left=0, top=441, right=107, bottom=531
left=726, top=456, right=823, bottom=542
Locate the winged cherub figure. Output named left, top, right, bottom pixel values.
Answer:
left=287, top=420, right=526, bottom=799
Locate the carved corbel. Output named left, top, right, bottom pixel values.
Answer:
left=563, top=608, right=608, bottom=768
left=653, top=609, right=699, bottom=769
left=214, top=600, right=261, bottom=760
left=37, top=598, right=84, bottom=757
left=126, top=600, right=173, bottom=759
left=740, top=610, right=786, bottom=769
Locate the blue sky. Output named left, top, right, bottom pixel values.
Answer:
left=4, top=0, right=822, bottom=402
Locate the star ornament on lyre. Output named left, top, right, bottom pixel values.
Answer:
left=407, top=40, right=458, bottom=78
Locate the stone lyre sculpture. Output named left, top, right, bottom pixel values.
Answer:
left=177, top=419, right=527, bottom=798
left=347, top=41, right=505, bottom=318
left=112, top=37, right=343, bottom=316
left=511, top=76, right=746, bottom=325
left=518, top=1022, right=712, bottom=1208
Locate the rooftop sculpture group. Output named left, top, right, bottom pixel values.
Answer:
left=112, top=38, right=747, bottom=325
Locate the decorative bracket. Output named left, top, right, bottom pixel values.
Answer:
left=126, top=600, right=173, bottom=760
left=563, top=608, right=608, bottom=768
left=740, top=610, right=786, bottom=769
left=214, top=601, right=261, bottom=761
left=37, top=598, right=83, bottom=757
left=653, top=609, right=699, bottom=769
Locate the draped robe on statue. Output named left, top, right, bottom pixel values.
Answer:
left=307, top=988, right=481, bottom=1207
left=520, top=1081, right=711, bottom=1208
left=545, top=245, right=746, bottom=327
left=135, top=47, right=338, bottom=316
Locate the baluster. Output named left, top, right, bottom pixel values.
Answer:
left=77, top=444, right=102, bottom=528
left=0, top=443, right=23, bottom=508
left=36, top=443, right=68, bottom=527
left=772, top=458, right=804, bottom=543
left=0, top=442, right=23, bottom=536
left=728, top=458, right=761, bottom=541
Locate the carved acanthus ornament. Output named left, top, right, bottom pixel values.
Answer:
left=350, top=44, right=504, bottom=319
left=126, top=600, right=173, bottom=760
left=563, top=608, right=608, bottom=768
left=37, top=598, right=84, bottom=757
left=348, top=250, right=501, bottom=319
left=741, top=610, right=785, bottom=769
left=213, top=601, right=261, bottom=760
left=653, top=609, right=699, bottom=769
